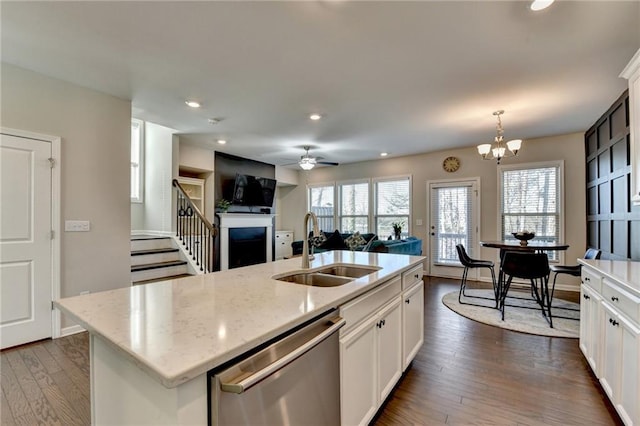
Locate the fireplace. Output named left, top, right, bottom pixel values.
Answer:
left=228, top=227, right=267, bottom=269
left=218, top=214, right=274, bottom=270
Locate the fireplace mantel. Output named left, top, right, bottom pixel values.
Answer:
left=218, top=213, right=274, bottom=270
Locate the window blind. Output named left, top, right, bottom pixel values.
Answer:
left=309, top=185, right=335, bottom=232
left=339, top=182, right=369, bottom=233
left=431, top=185, right=474, bottom=265
left=375, top=178, right=410, bottom=238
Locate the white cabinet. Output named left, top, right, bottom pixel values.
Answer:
left=275, top=230, right=294, bottom=260
left=177, top=176, right=205, bottom=215
left=340, top=296, right=402, bottom=426
left=580, top=263, right=640, bottom=426
left=401, top=264, right=424, bottom=371
left=620, top=48, right=640, bottom=205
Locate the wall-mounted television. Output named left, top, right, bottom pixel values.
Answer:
left=232, top=173, right=277, bottom=208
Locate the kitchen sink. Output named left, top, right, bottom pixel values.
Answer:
left=276, top=272, right=353, bottom=287
left=314, top=265, right=381, bottom=278
left=273, top=264, right=381, bottom=287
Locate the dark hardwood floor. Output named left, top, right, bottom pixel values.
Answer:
left=1, top=277, right=621, bottom=425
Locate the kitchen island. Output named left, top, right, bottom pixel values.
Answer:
left=55, top=250, right=425, bottom=425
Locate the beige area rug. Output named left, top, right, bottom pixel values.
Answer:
left=442, top=289, right=580, bottom=338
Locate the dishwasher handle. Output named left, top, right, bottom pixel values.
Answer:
left=220, top=316, right=345, bottom=394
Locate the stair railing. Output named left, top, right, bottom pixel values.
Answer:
left=172, top=179, right=217, bottom=273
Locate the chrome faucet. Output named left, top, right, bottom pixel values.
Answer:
left=302, top=211, right=321, bottom=268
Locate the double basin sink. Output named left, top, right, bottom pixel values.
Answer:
left=273, top=264, right=381, bottom=287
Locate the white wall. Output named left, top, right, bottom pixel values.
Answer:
left=1, top=63, right=131, bottom=327
left=279, top=132, right=587, bottom=289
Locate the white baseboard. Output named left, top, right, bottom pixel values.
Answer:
left=425, top=274, right=580, bottom=293
left=60, top=324, right=86, bottom=337
left=131, top=229, right=174, bottom=236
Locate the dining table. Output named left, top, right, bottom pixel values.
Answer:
left=479, top=239, right=570, bottom=325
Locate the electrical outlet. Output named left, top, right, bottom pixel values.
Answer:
left=65, top=220, right=91, bottom=232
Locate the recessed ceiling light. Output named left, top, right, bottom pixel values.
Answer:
left=309, top=113, right=322, bottom=121
left=217, top=139, right=227, bottom=145
left=380, top=152, right=388, bottom=157
left=530, top=0, right=554, bottom=11
left=185, top=100, right=201, bottom=108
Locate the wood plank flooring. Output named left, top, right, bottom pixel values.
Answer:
left=1, top=277, right=621, bottom=425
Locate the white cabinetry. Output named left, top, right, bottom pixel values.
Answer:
left=620, top=48, right=640, bottom=205
left=275, top=230, right=293, bottom=260
left=401, top=264, right=424, bottom=370
left=177, top=176, right=205, bottom=215
left=580, top=262, right=640, bottom=426
left=339, top=265, right=424, bottom=426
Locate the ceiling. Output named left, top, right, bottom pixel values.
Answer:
left=2, top=1, right=639, bottom=167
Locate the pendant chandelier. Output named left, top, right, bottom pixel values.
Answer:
left=477, top=110, right=522, bottom=164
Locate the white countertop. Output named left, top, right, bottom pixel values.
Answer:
left=578, top=259, right=640, bottom=297
left=55, top=251, right=424, bottom=388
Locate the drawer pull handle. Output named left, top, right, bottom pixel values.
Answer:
left=585, top=277, right=590, bottom=282
left=414, top=274, right=420, bottom=279
left=376, top=320, right=386, bottom=328
left=609, top=318, right=619, bottom=327
left=611, top=296, right=619, bottom=302
left=405, top=299, right=410, bottom=304
left=583, top=294, right=590, bottom=300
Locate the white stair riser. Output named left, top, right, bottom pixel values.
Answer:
left=131, top=238, right=174, bottom=252
left=132, top=264, right=188, bottom=283
left=131, top=252, right=181, bottom=266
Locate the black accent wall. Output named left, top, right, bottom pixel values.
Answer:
left=585, top=90, right=640, bottom=260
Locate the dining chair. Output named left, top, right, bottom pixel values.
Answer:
left=455, top=244, right=498, bottom=308
left=499, top=251, right=553, bottom=327
left=549, top=248, right=601, bottom=296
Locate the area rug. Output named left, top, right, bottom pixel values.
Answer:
left=442, top=289, right=580, bottom=338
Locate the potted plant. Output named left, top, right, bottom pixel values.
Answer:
left=216, top=198, right=231, bottom=213
left=392, top=221, right=404, bottom=239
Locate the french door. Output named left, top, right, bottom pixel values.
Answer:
left=428, top=179, right=479, bottom=278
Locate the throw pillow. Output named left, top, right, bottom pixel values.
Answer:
left=362, top=235, right=378, bottom=251
left=345, top=231, right=367, bottom=251
left=322, top=230, right=348, bottom=250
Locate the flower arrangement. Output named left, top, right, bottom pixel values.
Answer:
left=216, top=198, right=232, bottom=212
left=392, top=221, right=404, bottom=238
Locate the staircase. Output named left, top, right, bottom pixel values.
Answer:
left=131, top=235, right=193, bottom=285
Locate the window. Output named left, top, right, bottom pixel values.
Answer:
left=499, top=161, right=563, bottom=261
left=339, top=181, right=369, bottom=233
left=131, top=119, right=143, bottom=203
left=374, top=176, right=410, bottom=239
left=308, top=184, right=335, bottom=232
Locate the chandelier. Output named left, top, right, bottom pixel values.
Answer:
left=477, top=110, right=522, bottom=164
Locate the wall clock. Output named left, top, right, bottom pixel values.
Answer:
left=442, top=156, right=461, bottom=173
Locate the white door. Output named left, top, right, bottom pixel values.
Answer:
left=1, top=133, right=53, bottom=349
left=428, top=179, right=479, bottom=278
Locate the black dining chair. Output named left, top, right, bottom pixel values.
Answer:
left=550, top=248, right=601, bottom=296
left=455, top=244, right=498, bottom=308
left=499, top=251, right=553, bottom=327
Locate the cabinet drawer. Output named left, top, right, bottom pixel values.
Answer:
left=402, top=264, right=423, bottom=290
left=603, top=279, right=640, bottom=323
left=582, top=268, right=602, bottom=293
left=340, top=276, right=402, bottom=335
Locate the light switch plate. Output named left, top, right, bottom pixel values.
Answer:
left=65, top=220, right=90, bottom=232
left=415, top=219, right=423, bottom=226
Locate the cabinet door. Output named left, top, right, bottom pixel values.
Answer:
left=617, top=314, right=640, bottom=426
left=580, top=284, right=602, bottom=375
left=340, top=316, right=378, bottom=426
left=600, top=303, right=621, bottom=401
left=402, top=281, right=424, bottom=371
left=377, top=297, right=402, bottom=404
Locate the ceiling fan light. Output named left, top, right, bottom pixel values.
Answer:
left=299, top=159, right=315, bottom=170
left=530, top=0, right=554, bottom=11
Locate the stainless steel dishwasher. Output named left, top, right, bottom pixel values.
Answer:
left=209, top=310, right=345, bottom=426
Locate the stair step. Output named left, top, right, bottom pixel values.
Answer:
left=131, top=248, right=179, bottom=256
left=131, top=260, right=187, bottom=272
left=133, top=274, right=193, bottom=285
left=131, top=236, right=174, bottom=251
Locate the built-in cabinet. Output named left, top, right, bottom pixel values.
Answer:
left=177, top=176, right=205, bottom=215
left=275, top=230, right=294, bottom=260
left=621, top=48, right=640, bottom=206
left=580, top=261, right=640, bottom=426
left=339, top=266, right=424, bottom=426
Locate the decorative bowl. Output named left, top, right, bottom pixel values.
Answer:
left=512, top=232, right=535, bottom=246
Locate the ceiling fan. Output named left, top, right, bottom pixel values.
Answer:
left=296, top=146, right=339, bottom=170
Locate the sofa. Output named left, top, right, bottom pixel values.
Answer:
left=291, top=230, right=422, bottom=256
